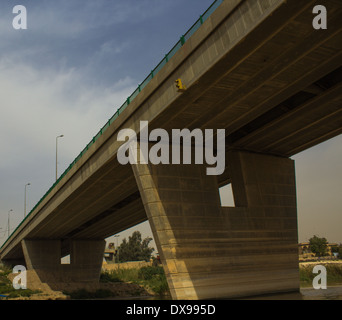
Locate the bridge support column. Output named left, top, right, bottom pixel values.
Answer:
left=132, top=150, right=299, bottom=299
left=69, top=240, right=106, bottom=282
left=22, top=240, right=61, bottom=284
left=22, top=239, right=105, bottom=284
left=226, top=151, right=299, bottom=297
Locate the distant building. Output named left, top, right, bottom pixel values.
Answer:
left=104, top=242, right=116, bottom=262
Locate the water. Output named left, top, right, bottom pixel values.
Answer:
left=104, top=286, right=342, bottom=300
left=241, top=286, right=342, bottom=300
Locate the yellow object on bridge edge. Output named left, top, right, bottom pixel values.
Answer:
left=175, top=78, right=187, bottom=92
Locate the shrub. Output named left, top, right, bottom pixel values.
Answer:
left=138, top=266, right=169, bottom=296
left=100, top=271, right=122, bottom=283
left=99, top=266, right=170, bottom=297
left=138, top=266, right=164, bottom=280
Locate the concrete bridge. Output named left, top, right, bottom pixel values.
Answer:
left=1, top=0, right=342, bottom=299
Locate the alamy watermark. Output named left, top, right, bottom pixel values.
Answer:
left=12, top=5, right=27, bottom=30
left=312, top=264, right=327, bottom=290
left=7, top=263, right=328, bottom=292
left=117, top=121, right=226, bottom=176
left=312, top=5, right=327, bottom=30
left=10, top=4, right=328, bottom=31
left=12, top=265, right=27, bottom=290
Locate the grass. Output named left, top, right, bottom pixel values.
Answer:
left=100, top=265, right=170, bottom=297
left=299, top=263, right=342, bottom=287
left=65, top=265, right=170, bottom=299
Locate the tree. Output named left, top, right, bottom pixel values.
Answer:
left=118, top=231, right=154, bottom=262
left=309, top=235, right=328, bottom=257
left=334, top=244, right=342, bottom=259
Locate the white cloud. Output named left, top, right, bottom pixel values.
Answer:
left=0, top=57, right=137, bottom=236
left=0, top=58, right=135, bottom=170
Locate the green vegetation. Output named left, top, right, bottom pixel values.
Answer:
left=331, top=244, right=342, bottom=258
left=100, top=265, right=170, bottom=297
left=299, top=263, right=342, bottom=287
left=138, top=266, right=170, bottom=296
left=309, top=235, right=328, bottom=257
left=0, top=264, right=41, bottom=299
left=117, top=231, right=154, bottom=263
left=65, top=265, right=170, bottom=299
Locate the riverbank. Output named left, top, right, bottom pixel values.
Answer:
left=0, top=264, right=168, bottom=300
left=1, top=261, right=341, bottom=300
left=299, top=261, right=342, bottom=287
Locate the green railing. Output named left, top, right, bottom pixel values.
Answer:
left=1, top=0, right=224, bottom=249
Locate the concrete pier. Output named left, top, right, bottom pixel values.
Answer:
left=22, top=239, right=105, bottom=283
left=132, top=150, right=299, bottom=299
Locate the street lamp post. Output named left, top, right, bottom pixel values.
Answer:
left=114, top=234, right=120, bottom=263
left=24, top=183, right=30, bottom=218
left=56, top=135, right=64, bottom=181
left=8, top=209, right=13, bottom=238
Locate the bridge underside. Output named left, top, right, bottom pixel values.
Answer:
left=2, top=0, right=342, bottom=299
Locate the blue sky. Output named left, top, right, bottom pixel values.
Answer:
left=0, top=1, right=341, bottom=248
